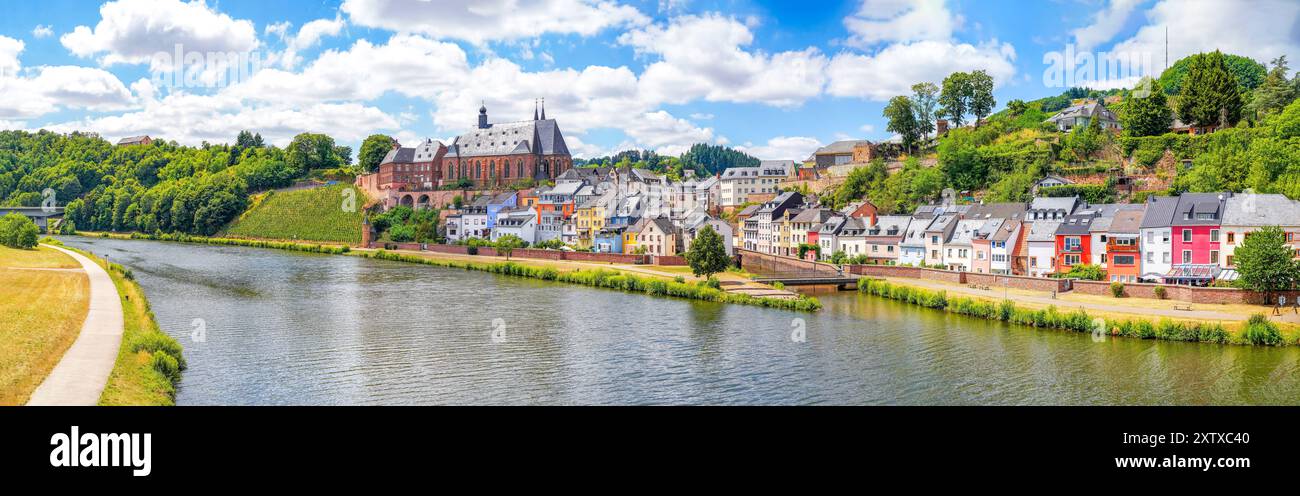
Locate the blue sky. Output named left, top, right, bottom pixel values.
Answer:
left=0, top=0, right=1296, bottom=160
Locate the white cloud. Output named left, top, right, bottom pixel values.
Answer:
left=843, top=0, right=959, bottom=48
left=689, top=113, right=713, bottom=120
left=278, top=16, right=347, bottom=69
left=1109, top=0, right=1300, bottom=77
left=827, top=40, right=1017, bottom=100
left=41, top=92, right=399, bottom=147
left=60, top=0, right=259, bottom=68
left=859, top=124, right=875, bottom=133
left=1071, top=0, right=1142, bottom=51
left=32, top=25, right=54, bottom=39
left=341, top=0, right=648, bottom=45
left=0, top=35, right=139, bottom=120
left=621, top=13, right=828, bottom=107
left=735, top=136, right=822, bottom=161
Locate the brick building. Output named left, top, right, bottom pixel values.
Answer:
left=441, top=100, right=572, bottom=188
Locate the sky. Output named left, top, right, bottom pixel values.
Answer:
left=0, top=0, right=1297, bottom=161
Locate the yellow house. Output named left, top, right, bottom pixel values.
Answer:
left=573, top=200, right=607, bottom=249
left=622, top=221, right=641, bottom=254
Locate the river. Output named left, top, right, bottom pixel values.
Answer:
left=59, top=237, right=1300, bottom=405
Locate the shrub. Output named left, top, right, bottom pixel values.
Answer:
left=1244, top=314, right=1283, bottom=346
left=1153, top=286, right=1167, bottom=299
left=1110, top=281, right=1125, bottom=298
left=0, top=212, right=40, bottom=249
left=771, top=281, right=785, bottom=290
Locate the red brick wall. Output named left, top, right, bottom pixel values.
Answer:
left=739, top=249, right=840, bottom=276
left=848, top=264, right=965, bottom=283
left=564, top=251, right=650, bottom=264
left=966, top=272, right=1070, bottom=292
left=654, top=255, right=688, bottom=266
left=1072, top=280, right=1300, bottom=305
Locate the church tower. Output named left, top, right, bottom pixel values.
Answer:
left=478, top=102, right=488, bottom=129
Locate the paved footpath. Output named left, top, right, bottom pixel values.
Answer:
left=26, top=245, right=124, bottom=406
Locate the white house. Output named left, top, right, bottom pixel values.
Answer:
left=491, top=208, right=538, bottom=244
left=1138, top=196, right=1178, bottom=281
left=1025, top=220, right=1061, bottom=277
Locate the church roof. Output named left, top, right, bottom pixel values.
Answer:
left=447, top=118, right=570, bottom=158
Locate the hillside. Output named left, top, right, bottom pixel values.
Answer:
left=221, top=183, right=364, bottom=244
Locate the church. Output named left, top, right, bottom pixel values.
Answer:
left=441, top=99, right=573, bottom=188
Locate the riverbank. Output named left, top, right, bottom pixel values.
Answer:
left=0, top=245, right=88, bottom=405
left=74, top=232, right=821, bottom=312
left=858, top=278, right=1297, bottom=346
left=43, top=239, right=186, bottom=405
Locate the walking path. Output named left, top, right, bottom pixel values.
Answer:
left=26, top=245, right=124, bottom=406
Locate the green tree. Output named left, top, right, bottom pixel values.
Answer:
left=1233, top=225, right=1300, bottom=300
left=1246, top=55, right=1298, bottom=118
left=1160, top=52, right=1266, bottom=95
left=911, top=82, right=939, bottom=139
left=1123, top=77, right=1173, bottom=137
left=494, top=234, right=526, bottom=260
left=286, top=133, right=342, bottom=172
left=938, top=71, right=972, bottom=127
left=0, top=212, right=39, bottom=249
left=883, top=96, right=922, bottom=152
left=967, top=70, right=996, bottom=126
left=1175, top=51, right=1244, bottom=128
left=685, top=225, right=730, bottom=278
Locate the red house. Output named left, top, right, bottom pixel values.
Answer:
left=1167, top=193, right=1228, bottom=285
left=1054, top=214, right=1094, bottom=273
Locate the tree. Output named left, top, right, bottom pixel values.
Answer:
left=494, top=234, right=526, bottom=260
left=1246, top=56, right=1298, bottom=118
left=1175, top=51, right=1244, bottom=128
left=358, top=134, right=395, bottom=173
left=1123, top=77, right=1173, bottom=137
left=1006, top=99, right=1028, bottom=116
left=0, top=212, right=39, bottom=249
left=938, top=72, right=971, bottom=127
left=967, top=70, right=996, bottom=126
left=286, top=133, right=342, bottom=172
left=911, top=82, right=939, bottom=139
left=1233, top=225, right=1300, bottom=301
left=1160, top=52, right=1266, bottom=95
left=883, top=96, right=922, bottom=153
left=685, top=225, right=729, bottom=278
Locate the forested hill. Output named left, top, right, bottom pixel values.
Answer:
left=0, top=130, right=351, bottom=235
left=576, top=143, right=761, bottom=178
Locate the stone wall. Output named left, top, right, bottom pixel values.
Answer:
left=1072, top=280, right=1300, bottom=305
left=966, top=272, right=1071, bottom=292
left=739, top=249, right=841, bottom=277
left=654, top=255, right=688, bottom=266
left=847, top=264, right=965, bottom=284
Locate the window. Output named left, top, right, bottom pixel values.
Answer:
left=1113, top=255, right=1135, bottom=266
left=1064, top=254, right=1081, bottom=266
left=1146, top=231, right=1154, bottom=243
left=1146, top=251, right=1153, bottom=263
left=1162, top=231, right=1170, bottom=243
left=1210, top=250, right=1219, bottom=264
left=1227, top=231, right=1235, bottom=244
left=1182, top=229, right=1192, bottom=243
left=1210, top=229, right=1219, bottom=243
left=1227, top=255, right=1235, bottom=267
left=1182, top=250, right=1192, bottom=263
left=1162, top=252, right=1170, bottom=263
left=1065, top=237, right=1082, bottom=251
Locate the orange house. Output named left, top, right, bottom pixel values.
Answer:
left=1105, top=209, right=1144, bottom=282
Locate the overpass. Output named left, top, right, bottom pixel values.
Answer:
left=737, top=248, right=859, bottom=289
left=0, top=206, right=65, bottom=232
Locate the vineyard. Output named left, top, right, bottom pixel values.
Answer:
left=221, top=183, right=365, bottom=244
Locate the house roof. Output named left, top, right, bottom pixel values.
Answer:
left=116, top=135, right=151, bottom=145
left=1173, top=192, right=1229, bottom=225
left=1044, top=101, right=1118, bottom=125
left=1056, top=214, right=1095, bottom=235
left=1109, top=209, right=1145, bottom=234
left=791, top=208, right=833, bottom=224
left=900, top=217, right=933, bottom=247
left=736, top=204, right=761, bottom=217
left=1223, top=193, right=1300, bottom=226
left=809, top=139, right=870, bottom=156
left=947, top=219, right=984, bottom=246
left=447, top=118, right=569, bottom=159
left=991, top=219, right=1020, bottom=242
left=1027, top=220, right=1062, bottom=242
left=1140, top=196, right=1179, bottom=229
left=926, top=213, right=958, bottom=232
left=1029, top=196, right=1079, bottom=213
left=964, top=202, right=1027, bottom=220
left=866, top=215, right=912, bottom=237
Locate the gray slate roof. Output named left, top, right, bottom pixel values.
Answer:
left=1223, top=194, right=1300, bottom=226
left=1140, top=196, right=1179, bottom=229
left=447, top=118, right=569, bottom=158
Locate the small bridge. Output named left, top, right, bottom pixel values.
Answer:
left=738, top=249, right=859, bottom=289
left=0, top=206, right=64, bottom=232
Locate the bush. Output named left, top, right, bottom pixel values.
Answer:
left=1244, top=314, right=1283, bottom=346
left=1153, top=286, right=1167, bottom=299
left=0, top=212, right=40, bottom=249
left=1110, top=281, right=1125, bottom=298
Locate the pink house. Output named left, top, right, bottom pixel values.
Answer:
left=1167, top=193, right=1228, bottom=285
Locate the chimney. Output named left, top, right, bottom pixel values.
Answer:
left=391, top=141, right=401, bottom=150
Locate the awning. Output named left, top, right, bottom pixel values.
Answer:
left=1164, top=264, right=1221, bottom=282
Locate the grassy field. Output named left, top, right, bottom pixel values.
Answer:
left=0, top=246, right=88, bottom=405
left=221, top=183, right=365, bottom=244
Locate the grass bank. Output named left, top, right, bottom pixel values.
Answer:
left=221, top=183, right=364, bottom=244
left=0, top=245, right=88, bottom=405
left=858, top=278, right=1295, bottom=346
left=44, top=238, right=187, bottom=405
left=75, top=232, right=821, bottom=312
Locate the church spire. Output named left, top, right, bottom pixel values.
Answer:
left=540, top=98, right=546, bottom=120
left=533, top=99, right=539, bottom=121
